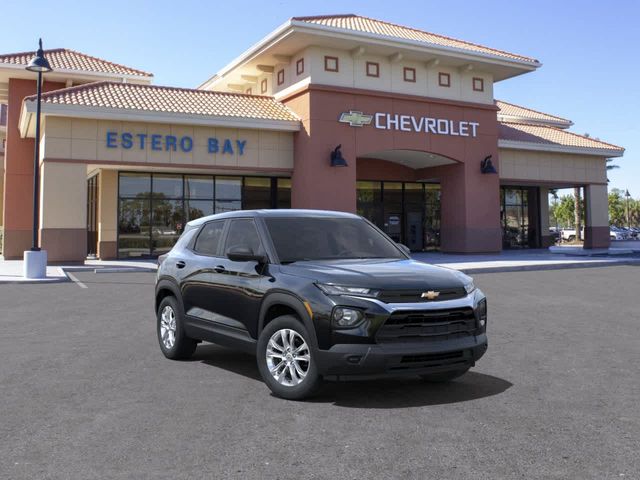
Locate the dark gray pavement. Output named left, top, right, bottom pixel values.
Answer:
left=1, top=266, right=639, bottom=479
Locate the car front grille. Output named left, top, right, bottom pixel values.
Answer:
left=377, top=287, right=467, bottom=303
left=375, top=308, right=476, bottom=343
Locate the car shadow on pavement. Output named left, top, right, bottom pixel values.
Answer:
left=194, top=344, right=512, bottom=408
left=311, top=372, right=512, bottom=408
left=194, top=344, right=263, bottom=382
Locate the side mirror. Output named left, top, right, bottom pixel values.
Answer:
left=397, top=243, right=411, bottom=255
left=226, top=246, right=267, bottom=264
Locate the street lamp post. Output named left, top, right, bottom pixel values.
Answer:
left=23, top=39, right=52, bottom=279
left=625, top=189, right=631, bottom=230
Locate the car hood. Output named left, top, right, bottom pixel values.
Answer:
left=279, top=258, right=470, bottom=291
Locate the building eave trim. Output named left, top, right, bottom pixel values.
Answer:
left=0, top=61, right=152, bottom=81
left=20, top=101, right=301, bottom=136
left=498, top=140, right=624, bottom=158
left=498, top=115, right=573, bottom=129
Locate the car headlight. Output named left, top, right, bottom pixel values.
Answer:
left=453, top=271, right=476, bottom=294
left=332, top=307, right=365, bottom=328
left=315, top=283, right=378, bottom=297
left=464, top=281, right=476, bottom=294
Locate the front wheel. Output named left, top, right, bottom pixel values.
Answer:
left=257, top=315, right=322, bottom=400
left=420, top=368, right=470, bottom=383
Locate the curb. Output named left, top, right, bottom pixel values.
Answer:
left=453, top=259, right=640, bottom=275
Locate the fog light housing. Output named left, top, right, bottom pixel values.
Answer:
left=332, top=307, right=364, bottom=328
left=477, top=298, right=487, bottom=331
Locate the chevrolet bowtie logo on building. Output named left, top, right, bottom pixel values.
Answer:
left=338, top=111, right=373, bottom=127
left=421, top=291, right=440, bottom=300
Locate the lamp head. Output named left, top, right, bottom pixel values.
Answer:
left=480, top=155, right=497, bottom=174
left=26, top=39, right=52, bottom=73
left=330, top=144, right=348, bottom=167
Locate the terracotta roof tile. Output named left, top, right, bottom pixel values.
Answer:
left=496, top=100, right=572, bottom=126
left=27, top=82, right=299, bottom=122
left=499, top=122, right=623, bottom=153
left=293, top=14, right=539, bottom=64
left=0, top=48, right=152, bottom=77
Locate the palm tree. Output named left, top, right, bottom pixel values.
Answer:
left=606, top=158, right=619, bottom=182
left=574, top=187, right=582, bottom=241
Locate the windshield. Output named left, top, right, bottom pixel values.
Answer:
left=264, top=217, right=405, bottom=263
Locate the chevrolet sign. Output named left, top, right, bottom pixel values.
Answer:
left=338, top=111, right=373, bottom=127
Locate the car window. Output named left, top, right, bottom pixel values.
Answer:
left=264, top=217, right=404, bottom=263
left=193, top=220, right=225, bottom=256
left=224, top=219, right=264, bottom=256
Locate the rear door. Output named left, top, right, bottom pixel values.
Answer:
left=180, top=219, right=227, bottom=320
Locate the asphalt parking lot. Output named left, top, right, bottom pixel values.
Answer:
left=1, top=266, right=639, bottom=479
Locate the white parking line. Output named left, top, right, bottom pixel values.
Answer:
left=66, top=271, right=88, bottom=289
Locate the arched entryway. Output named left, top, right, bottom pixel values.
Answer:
left=356, top=150, right=458, bottom=251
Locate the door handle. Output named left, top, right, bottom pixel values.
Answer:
left=214, top=265, right=226, bottom=273
left=176, top=260, right=186, bottom=269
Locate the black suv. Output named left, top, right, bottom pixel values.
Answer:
left=155, top=210, right=488, bottom=399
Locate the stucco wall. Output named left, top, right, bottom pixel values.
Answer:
left=499, top=149, right=607, bottom=185
left=273, top=46, right=494, bottom=105
left=42, top=117, right=294, bottom=171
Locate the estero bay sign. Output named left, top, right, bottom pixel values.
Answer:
left=339, top=110, right=480, bottom=137
left=106, top=131, right=248, bottom=155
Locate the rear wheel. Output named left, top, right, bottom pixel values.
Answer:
left=257, top=315, right=322, bottom=400
left=157, top=296, right=197, bottom=360
left=420, top=368, right=469, bottom=383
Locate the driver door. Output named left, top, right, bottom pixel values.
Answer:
left=209, top=218, right=269, bottom=338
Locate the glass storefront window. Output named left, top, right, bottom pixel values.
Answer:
left=152, top=199, right=184, bottom=255
left=501, top=186, right=538, bottom=249
left=153, top=174, right=183, bottom=199
left=382, top=182, right=403, bottom=243
left=357, top=181, right=382, bottom=228
left=277, top=178, right=291, bottom=209
left=119, top=173, right=151, bottom=197
left=185, top=176, right=214, bottom=199
left=243, top=177, right=272, bottom=210
left=117, top=173, right=290, bottom=258
left=118, top=197, right=151, bottom=257
left=215, top=176, right=242, bottom=213
left=186, top=199, right=214, bottom=221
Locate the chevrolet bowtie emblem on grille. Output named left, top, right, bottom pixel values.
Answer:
left=338, top=111, right=373, bottom=127
left=421, top=291, right=440, bottom=300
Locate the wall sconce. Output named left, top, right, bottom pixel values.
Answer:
left=330, top=144, right=348, bottom=167
left=480, top=155, right=497, bottom=174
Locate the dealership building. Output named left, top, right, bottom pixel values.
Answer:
left=0, top=14, right=624, bottom=262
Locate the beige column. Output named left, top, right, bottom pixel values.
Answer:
left=584, top=184, right=610, bottom=249
left=98, top=169, right=118, bottom=259
left=539, top=187, right=553, bottom=247
left=39, top=161, right=87, bottom=262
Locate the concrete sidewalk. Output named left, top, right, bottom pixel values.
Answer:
left=413, top=249, right=640, bottom=274
left=1, top=250, right=638, bottom=284
left=0, top=257, right=157, bottom=284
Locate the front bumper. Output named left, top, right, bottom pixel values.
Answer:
left=315, top=334, right=488, bottom=379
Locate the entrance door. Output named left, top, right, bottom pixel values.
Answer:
left=86, top=175, right=99, bottom=258
left=406, top=211, right=423, bottom=250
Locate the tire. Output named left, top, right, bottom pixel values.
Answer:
left=157, top=296, right=197, bottom=360
left=420, top=367, right=470, bottom=383
left=567, top=235, right=575, bottom=242
left=256, top=315, right=322, bottom=400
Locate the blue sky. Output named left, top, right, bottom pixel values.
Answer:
left=2, top=0, right=638, bottom=195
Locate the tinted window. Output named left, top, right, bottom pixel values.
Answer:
left=265, top=217, right=404, bottom=263
left=193, top=221, right=225, bottom=256
left=225, top=219, right=264, bottom=256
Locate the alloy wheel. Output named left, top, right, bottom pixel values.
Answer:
left=266, top=328, right=310, bottom=387
left=160, top=305, right=177, bottom=349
